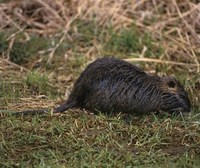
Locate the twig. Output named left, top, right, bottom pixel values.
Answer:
left=124, top=58, right=200, bottom=67
left=48, top=13, right=79, bottom=64
left=36, top=0, right=65, bottom=24
left=172, top=0, right=200, bottom=44
left=0, top=7, right=30, bottom=41
left=0, top=58, right=30, bottom=72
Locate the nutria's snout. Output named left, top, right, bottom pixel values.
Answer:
left=168, top=106, right=191, bottom=115
left=159, top=77, right=191, bottom=114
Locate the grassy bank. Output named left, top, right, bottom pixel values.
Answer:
left=0, top=0, right=200, bottom=167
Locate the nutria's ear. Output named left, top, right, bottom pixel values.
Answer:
left=168, top=81, right=176, bottom=88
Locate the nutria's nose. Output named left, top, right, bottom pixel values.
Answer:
left=186, top=107, right=191, bottom=113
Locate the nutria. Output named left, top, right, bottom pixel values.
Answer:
left=2, top=58, right=191, bottom=115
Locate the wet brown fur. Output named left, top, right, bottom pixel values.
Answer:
left=7, top=58, right=191, bottom=115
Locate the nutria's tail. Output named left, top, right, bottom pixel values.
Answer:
left=1, top=103, right=71, bottom=116
left=52, top=103, right=71, bottom=113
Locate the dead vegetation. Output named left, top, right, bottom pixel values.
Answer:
left=1, top=0, right=200, bottom=64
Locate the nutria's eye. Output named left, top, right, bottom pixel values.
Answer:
left=168, top=81, right=176, bottom=88
left=180, top=95, right=185, bottom=99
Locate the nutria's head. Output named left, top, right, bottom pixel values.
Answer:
left=159, top=76, right=191, bottom=114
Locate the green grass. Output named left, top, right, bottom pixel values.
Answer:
left=0, top=33, right=50, bottom=65
left=26, top=71, right=50, bottom=95
left=102, top=24, right=163, bottom=59
left=0, top=71, right=55, bottom=107
left=1, top=113, right=200, bottom=167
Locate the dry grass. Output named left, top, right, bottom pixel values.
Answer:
left=0, top=0, right=199, bottom=64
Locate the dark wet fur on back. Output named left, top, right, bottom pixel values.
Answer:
left=10, top=58, right=191, bottom=115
